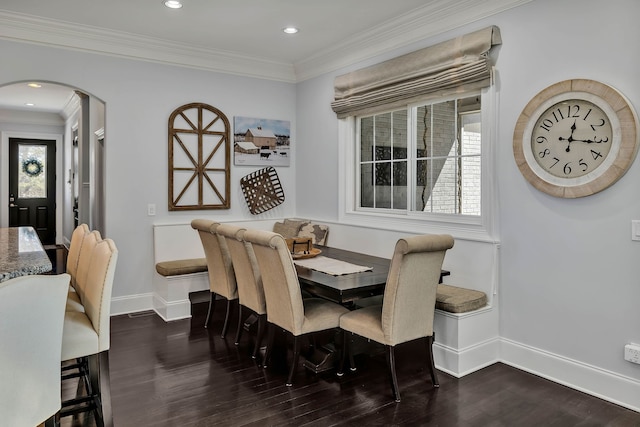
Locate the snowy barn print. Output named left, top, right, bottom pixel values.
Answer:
left=234, top=116, right=291, bottom=166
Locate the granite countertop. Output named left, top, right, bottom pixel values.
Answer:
left=0, top=226, right=52, bottom=283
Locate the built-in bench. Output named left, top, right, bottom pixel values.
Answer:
left=152, top=224, right=211, bottom=321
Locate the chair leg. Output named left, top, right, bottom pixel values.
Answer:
left=87, top=351, right=113, bottom=427
left=221, top=299, right=233, bottom=339
left=426, top=335, right=440, bottom=388
left=286, top=335, right=302, bottom=387
left=60, top=351, right=112, bottom=427
left=262, top=323, right=275, bottom=369
left=253, top=314, right=267, bottom=359
left=235, top=305, right=244, bottom=345
left=386, top=345, right=401, bottom=402
left=204, top=292, right=216, bottom=328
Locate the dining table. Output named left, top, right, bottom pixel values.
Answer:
left=294, top=245, right=450, bottom=305
left=0, top=226, right=52, bottom=283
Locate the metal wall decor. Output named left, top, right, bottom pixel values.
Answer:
left=240, top=167, right=285, bottom=214
left=168, top=103, right=231, bottom=210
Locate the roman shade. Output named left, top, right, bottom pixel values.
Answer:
left=331, top=25, right=501, bottom=118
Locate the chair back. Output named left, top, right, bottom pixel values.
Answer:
left=191, top=219, right=237, bottom=300
left=75, top=230, right=102, bottom=302
left=82, top=238, right=119, bottom=352
left=382, top=234, right=454, bottom=345
left=216, top=224, right=266, bottom=315
left=243, top=229, right=304, bottom=334
left=67, top=223, right=90, bottom=287
left=0, top=273, right=70, bottom=426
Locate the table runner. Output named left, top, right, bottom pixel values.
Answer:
left=293, top=256, right=372, bottom=276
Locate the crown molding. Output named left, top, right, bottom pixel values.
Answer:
left=294, top=0, right=532, bottom=81
left=0, top=0, right=531, bottom=84
left=0, top=10, right=297, bottom=83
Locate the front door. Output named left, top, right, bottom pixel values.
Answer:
left=8, top=138, right=56, bottom=245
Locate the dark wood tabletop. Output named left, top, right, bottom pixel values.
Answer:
left=295, top=245, right=449, bottom=305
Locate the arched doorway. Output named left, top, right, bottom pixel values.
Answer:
left=0, top=81, right=106, bottom=246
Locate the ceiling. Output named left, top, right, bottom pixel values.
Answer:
left=0, top=0, right=530, bottom=113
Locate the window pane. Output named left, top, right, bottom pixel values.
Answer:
left=461, top=111, right=481, bottom=156
left=18, top=144, right=46, bottom=198
left=360, top=116, right=374, bottom=162
left=375, top=180, right=391, bottom=208
left=416, top=105, right=431, bottom=159
left=360, top=163, right=373, bottom=208
left=415, top=159, right=429, bottom=211
left=393, top=110, right=407, bottom=159
left=430, top=157, right=458, bottom=214
left=461, top=155, right=481, bottom=215
left=392, top=161, right=407, bottom=208
left=432, top=100, right=457, bottom=157
left=375, top=113, right=391, bottom=160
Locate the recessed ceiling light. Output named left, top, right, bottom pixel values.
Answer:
left=283, top=27, right=299, bottom=34
left=25, top=103, right=36, bottom=107
left=27, top=83, right=42, bottom=88
left=164, top=0, right=182, bottom=9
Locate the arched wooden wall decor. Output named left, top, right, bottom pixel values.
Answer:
left=168, top=103, right=231, bottom=210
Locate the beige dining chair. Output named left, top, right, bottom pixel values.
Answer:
left=66, top=223, right=90, bottom=288
left=215, top=223, right=267, bottom=358
left=191, top=219, right=238, bottom=337
left=60, top=236, right=118, bottom=427
left=65, top=229, right=101, bottom=313
left=243, top=229, right=349, bottom=386
left=0, top=273, right=70, bottom=427
left=338, top=234, right=454, bottom=402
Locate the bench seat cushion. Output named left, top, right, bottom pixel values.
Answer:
left=436, top=284, right=487, bottom=313
left=155, top=258, right=208, bottom=277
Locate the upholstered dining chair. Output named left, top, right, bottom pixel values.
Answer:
left=215, top=223, right=267, bottom=358
left=0, top=273, right=70, bottom=427
left=60, top=237, right=118, bottom=427
left=67, top=223, right=90, bottom=288
left=191, top=219, right=238, bottom=337
left=338, top=234, right=454, bottom=402
left=243, top=229, right=349, bottom=386
left=66, top=229, right=101, bottom=313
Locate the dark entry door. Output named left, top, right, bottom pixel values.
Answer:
left=8, top=138, right=56, bottom=245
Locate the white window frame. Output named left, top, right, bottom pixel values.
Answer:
left=338, top=85, right=499, bottom=243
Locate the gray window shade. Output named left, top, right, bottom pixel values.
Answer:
left=331, top=26, right=501, bottom=118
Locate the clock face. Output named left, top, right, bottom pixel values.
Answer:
left=531, top=99, right=613, bottom=179
left=513, top=79, right=639, bottom=198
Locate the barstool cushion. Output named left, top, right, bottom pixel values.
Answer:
left=61, top=310, right=99, bottom=361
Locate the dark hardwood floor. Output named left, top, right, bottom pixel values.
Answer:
left=49, top=245, right=639, bottom=427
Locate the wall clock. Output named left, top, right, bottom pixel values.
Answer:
left=513, top=79, right=639, bottom=198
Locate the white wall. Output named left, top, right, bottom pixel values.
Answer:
left=0, top=39, right=297, bottom=303
left=295, top=0, right=640, bottom=411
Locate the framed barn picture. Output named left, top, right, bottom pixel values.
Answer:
left=233, top=116, right=291, bottom=166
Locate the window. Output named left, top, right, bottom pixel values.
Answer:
left=339, top=89, right=496, bottom=241
left=358, top=94, right=481, bottom=215
left=334, top=26, right=500, bottom=240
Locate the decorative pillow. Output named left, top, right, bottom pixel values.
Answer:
left=298, top=223, right=329, bottom=246
left=273, top=221, right=301, bottom=239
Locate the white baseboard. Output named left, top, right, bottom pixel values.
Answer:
left=110, top=293, right=154, bottom=316
left=434, top=337, right=500, bottom=378
left=500, top=337, right=640, bottom=413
